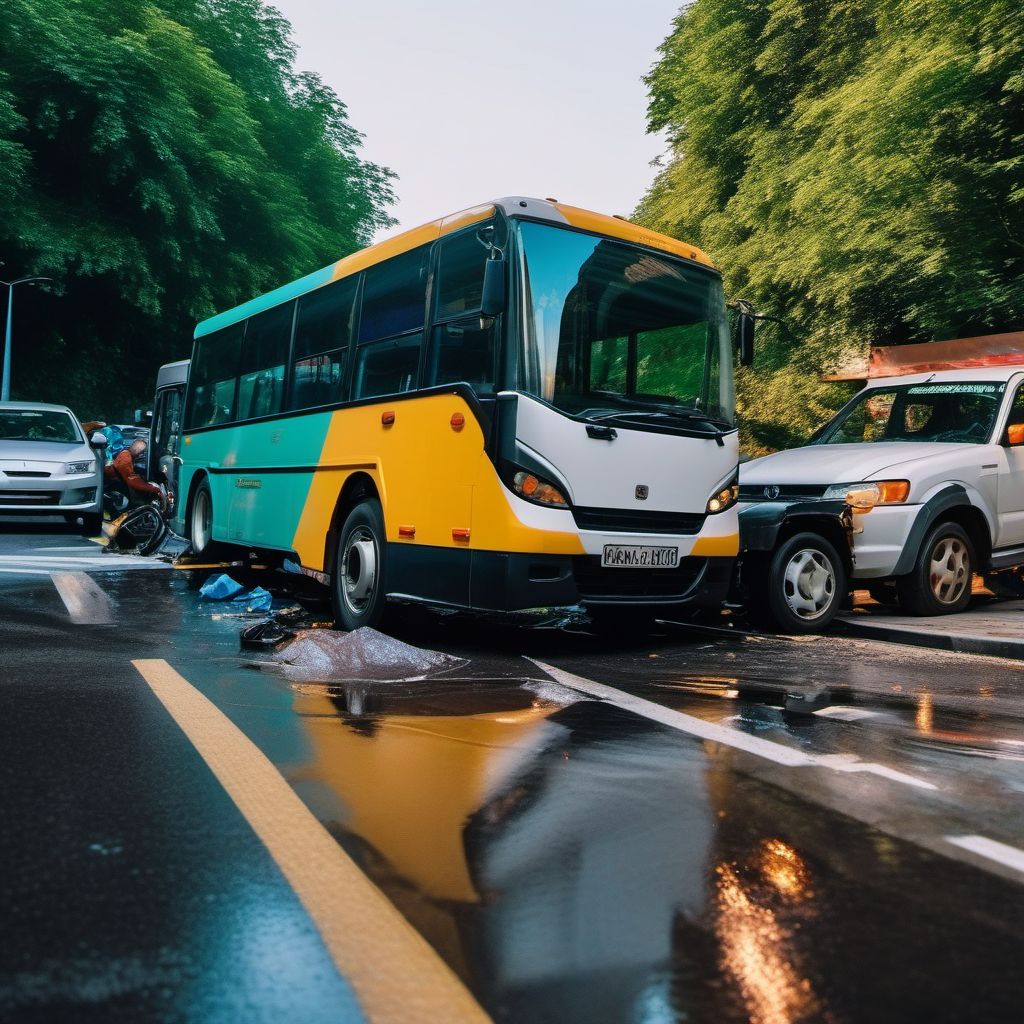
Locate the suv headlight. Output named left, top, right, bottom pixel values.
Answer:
left=824, top=480, right=910, bottom=511
left=707, top=475, right=740, bottom=514
left=65, top=461, right=95, bottom=475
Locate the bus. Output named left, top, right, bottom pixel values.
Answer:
left=173, top=197, right=748, bottom=629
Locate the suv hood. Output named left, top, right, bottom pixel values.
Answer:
left=0, top=438, right=94, bottom=465
left=742, top=442, right=976, bottom=487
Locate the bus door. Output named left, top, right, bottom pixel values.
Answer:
left=150, top=384, right=185, bottom=508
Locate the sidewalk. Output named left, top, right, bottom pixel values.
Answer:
left=839, top=593, right=1024, bottom=661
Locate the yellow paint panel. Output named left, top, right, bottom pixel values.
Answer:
left=291, top=393, right=585, bottom=571
left=690, top=533, right=740, bottom=557
left=554, top=203, right=715, bottom=268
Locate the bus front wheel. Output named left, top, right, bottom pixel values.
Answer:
left=332, top=499, right=388, bottom=631
left=190, top=480, right=215, bottom=557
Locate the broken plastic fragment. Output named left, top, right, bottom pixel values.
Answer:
left=200, top=573, right=245, bottom=600
left=232, top=586, right=273, bottom=613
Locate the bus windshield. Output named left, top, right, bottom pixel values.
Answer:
left=517, top=221, right=734, bottom=427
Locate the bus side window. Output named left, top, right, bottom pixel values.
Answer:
left=353, top=246, right=428, bottom=400
left=291, top=276, right=358, bottom=410
left=185, top=322, right=244, bottom=429
left=237, top=301, right=294, bottom=420
left=427, top=226, right=497, bottom=391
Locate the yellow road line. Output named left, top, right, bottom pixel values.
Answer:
left=131, top=658, right=490, bottom=1024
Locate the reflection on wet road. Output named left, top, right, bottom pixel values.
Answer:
left=1, top=526, right=1024, bottom=1022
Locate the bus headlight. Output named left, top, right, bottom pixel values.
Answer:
left=706, top=476, right=739, bottom=514
left=824, top=480, right=909, bottom=512
left=513, top=471, right=568, bottom=508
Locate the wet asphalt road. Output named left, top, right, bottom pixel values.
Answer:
left=1, top=522, right=1023, bottom=1023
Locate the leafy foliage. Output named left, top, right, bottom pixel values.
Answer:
left=640, top=0, right=1024, bottom=453
left=0, top=0, right=395, bottom=417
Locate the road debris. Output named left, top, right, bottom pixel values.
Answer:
left=262, top=627, right=467, bottom=683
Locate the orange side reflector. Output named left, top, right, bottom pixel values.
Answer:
left=381, top=410, right=395, bottom=426
left=452, top=528, right=471, bottom=541
left=1008, top=423, right=1024, bottom=446
left=398, top=525, right=416, bottom=538
left=450, top=412, right=465, bottom=431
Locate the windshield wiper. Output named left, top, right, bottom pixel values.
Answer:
left=587, top=409, right=731, bottom=444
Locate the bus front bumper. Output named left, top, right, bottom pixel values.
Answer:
left=468, top=551, right=735, bottom=612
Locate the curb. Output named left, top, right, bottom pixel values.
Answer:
left=837, top=616, right=1024, bottom=662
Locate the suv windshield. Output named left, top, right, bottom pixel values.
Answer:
left=815, top=381, right=1006, bottom=445
left=516, top=221, right=734, bottom=429
left=0, top=409, right=80, bottom=443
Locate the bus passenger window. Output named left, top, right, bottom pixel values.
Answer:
left=436, top=228, right=489, bottom=318
left=428, top=318, right=497, bottom=392
left=291, top=276, right=357, bottom=410
left=353, top=334, right=422, bottom=399
left=185, top=322, right=244, bottom=429
left=359, top=249, right=428, bottom=343
left=237, top=301, right=294, bottom=420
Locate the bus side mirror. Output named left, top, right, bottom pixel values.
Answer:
left=481, top=256, right=506, bottom=318
left=738, top=314, right=755, bottom=367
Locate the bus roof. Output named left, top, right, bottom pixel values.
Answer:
left=194, top=197, right=715, bottom=339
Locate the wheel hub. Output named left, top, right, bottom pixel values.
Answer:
left=929, top=537, right=969, bottom=604
left=342, top=527, right=377, bottom=614
left=783, top=548, right=836, bottom=620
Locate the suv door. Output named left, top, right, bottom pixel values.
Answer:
left=995, top=381, right=1024, bottom=549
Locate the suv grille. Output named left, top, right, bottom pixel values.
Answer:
left=3, top=471, right=51, bottom=478
left=573, top=556, right=706, bottom=600
left=571, top=506, right=706, bottom=535
left=738, top=484, right=828, bottom=502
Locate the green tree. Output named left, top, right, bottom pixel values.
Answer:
left=640, top=0, right=1024, bottom=454
left=0, top=0, right=394, bottom=417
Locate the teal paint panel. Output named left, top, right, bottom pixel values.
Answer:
left=194, top=263, right=339, bottom=339
left=179, top=410, right=335, bottom=552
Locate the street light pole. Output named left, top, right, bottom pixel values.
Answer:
left=1, top=276, right=54, bottom=402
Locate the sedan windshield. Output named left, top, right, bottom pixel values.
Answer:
left=516, top=221, right=734, bottom=428
left=814, top=381, right=1006, bottom=445
left=0, top=409, right=80, bottom=443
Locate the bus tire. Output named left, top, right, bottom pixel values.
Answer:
left=189, top=479, right=217, bottom=557
left=332, top=498, right=389, bottom=631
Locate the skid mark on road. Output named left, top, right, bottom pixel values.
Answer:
left=51, top=572, right=114, bottom=625
left=131, top=658, right=491, bottom=1024
left=531, top=660, right=938, bottom=789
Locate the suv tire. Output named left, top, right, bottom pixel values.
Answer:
left=897, top=520, right=974, bottom=616
left=755, top=531, right=847, bottom=634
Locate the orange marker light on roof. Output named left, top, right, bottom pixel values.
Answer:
left=381, top=410, right=395, bottom=426
left=450, top=412, right=465, bottom=431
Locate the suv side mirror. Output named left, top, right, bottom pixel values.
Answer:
left=90, top=432, right=108, bottom=449
left=1007, top=423, right=1024, bottom=446
left=481, top=256, right=506, bottom=318
left=737, top=313, right=755, bottom=367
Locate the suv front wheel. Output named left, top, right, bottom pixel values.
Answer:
left=897, top=521, right=974, bottom=616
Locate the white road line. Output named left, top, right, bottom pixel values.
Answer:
left=946, top=835, right=1024, bottom=876
left=51, top=571, right=114, bottom=625
left=530, top=660, right=938, bottom=790
left=0, top=567, right=53, bottom=575
left=813, top=706, right=880, bottom=721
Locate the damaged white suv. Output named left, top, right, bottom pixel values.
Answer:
left=740, top=368, right=1024, bottom=617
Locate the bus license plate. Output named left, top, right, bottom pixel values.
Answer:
left=602, top=544, right=680, bottom=568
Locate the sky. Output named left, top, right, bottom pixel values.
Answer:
left=271, top=0, right=683, bottom=238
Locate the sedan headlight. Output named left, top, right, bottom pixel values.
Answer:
left=65, top=461, right=96, bottom=475
left=707, top=476, right=740, bottom=514
left=824, top=480, right=910, bottom=511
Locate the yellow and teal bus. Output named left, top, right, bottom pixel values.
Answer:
left=174, top=197, right=745, bottom=629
